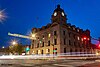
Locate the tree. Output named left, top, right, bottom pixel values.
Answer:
left=9, top=44, right=24, bottom=55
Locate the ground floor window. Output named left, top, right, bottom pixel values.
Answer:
left=64, top=48, right=66, bottom=53
left=41, top=50, right=43, bottom=55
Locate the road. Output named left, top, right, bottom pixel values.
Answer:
left=0, top=59, right=100, bottom=67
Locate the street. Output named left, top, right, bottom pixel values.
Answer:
left=0, top=59, right=100, bottom=67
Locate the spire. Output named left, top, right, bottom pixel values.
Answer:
left=57, top=4, right=60, bottom=8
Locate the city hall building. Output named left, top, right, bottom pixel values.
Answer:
left=30, top=5, right=94, bottom=55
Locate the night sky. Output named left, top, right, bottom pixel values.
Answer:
left=0, top=0, right=100, bottom=47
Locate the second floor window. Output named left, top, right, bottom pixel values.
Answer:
left=69, top=33, right=71, bottom=37
left=54, top=39, right=57, bottom=45
left=64, top=48, right=66, bottom=53
left=42, top=42, right=44, bottom=47
left=48, top=40, right=50, bottom=46
left=54, top=31, right=57, bottom=35
left=69, top=40, right=71, bottom=45
left=64, top=38, right=66, bottom=45
left=37, top=43, right=39, bottom=48
left=63, top=31, right=65, bottom=35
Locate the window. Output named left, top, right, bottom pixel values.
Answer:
left=77, top=36, right=80, bottom=40
left=69, top=33, right=70, bottom=37
left=43, top=35, right=44, bottom=39
left=70, top=49, right=72, bottom=55
left=38, top=50, right=41, bottom=54
left=41, top=50, right=43, bottom=54
left=64, top=38, right=66, bottom=45
left=54, top=39, right=57, bottom=45
left=42, top=42, right=44, bottom=47
left=63, top=31, right=65, bottom=35
left=64, top=48, right=66, bottom=53
left=32, top=44, right=34, bottom=49
left=69, top=40, right=71, bottom=45
left=78, top=43, right=80, bottom=47
left=48, top=49, right=50, bottom=53
left=48, top=40, right=50, bottom=46
left=73, top=34, right=75, bottom=39
left=54, top=31, right=57, bottom=35
left=37, top=43, right=39, bottom=48
left=33, top=40, right=34, bottom=42
left=36, top=50, right=38, bottom=54
left=74, top=42, right=76, bottom=46
left=46, top=49, right=50, bottom=55
left=48, top=34, right=51, bottom=38
left=38, top=37, right=39, bottom=40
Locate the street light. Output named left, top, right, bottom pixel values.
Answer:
left=2, top=46, right=5, bottom=48
left=11, top=40, right=17, bottom=45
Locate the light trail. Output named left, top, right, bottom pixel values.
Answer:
left=0, top=52, right=98, bottom=60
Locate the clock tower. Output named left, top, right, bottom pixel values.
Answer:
left=51, top=5, right=67, bottom=24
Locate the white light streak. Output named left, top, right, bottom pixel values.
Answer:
left=8, top=32, right=36, bottom=40
left=0, top=9, right=7, bottom=23
left=0, top=52, right=98, bottom=60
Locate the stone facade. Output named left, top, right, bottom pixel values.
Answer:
left=30, top=5, right=93, bottom=55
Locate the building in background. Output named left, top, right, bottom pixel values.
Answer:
left=30, top=5, right=94, bottom=55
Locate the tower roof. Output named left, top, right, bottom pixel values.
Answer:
left=54, top=4, right=64, bottom=12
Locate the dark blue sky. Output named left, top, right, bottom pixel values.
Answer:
left=0, top=0, right=100, bottom=47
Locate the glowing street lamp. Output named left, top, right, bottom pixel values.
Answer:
left=12, top=40, right=17, bottom=45
left=2, top=46, right=5, bottom=48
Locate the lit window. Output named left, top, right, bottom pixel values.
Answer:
left=43, top=38, right=44, bottom=39
left=77, top=29, right=79, bottom=32
left=38, top=37, right=39, bottom=40
left=38, top=50, right=41, bottom=54
left=40, top=41, right=42, bottom=43
left=88, top=38, right=90, bottom=40
left=81, top=38, right=83, bottom=41
left=46, top=49, right=50, bottom=53
left=43, top=36, right=44, bottom=39
left=32, top=51, right=35, bottom=54
left=77, top=36, right=80, bottom=40
left=48, top=33, right=51, bottom=37
left=73, top=27, right=75, bottom=30
left=68, top=26, right=70, bottom=28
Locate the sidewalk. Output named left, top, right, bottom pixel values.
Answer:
left=78, top=62, right=100, bottom=67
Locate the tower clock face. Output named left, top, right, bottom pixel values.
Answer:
left=62, top=12, right=64, bottom=16
left=54, top=12, right=57, bottom=16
